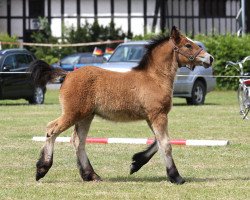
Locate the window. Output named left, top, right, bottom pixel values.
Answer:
left=109, top=45, right=145, bottom=62
left=61, top=55, right=81, bottom=65
left=16, top=54, right=30, bottom=69
left=199, top=0, right=226, bottom=17
left=29, top=0, right=44, bottom=18
left=3, top=55, right=17, bottom=70
left=26, top=54, right=34, bottom=63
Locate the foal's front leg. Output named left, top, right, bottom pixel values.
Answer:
left=151, top=114, right=185, bottom=184
left=72, top=117, right=101, bottom=181
left=130, top=140, right=158, bottom=174
left=130, top=121, right=158, bottom=174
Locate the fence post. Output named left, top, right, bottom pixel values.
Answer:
left=241, top=0, right=246, bottom=35
left=246, top=0, right=250, bottom=33
left=19, top=41, right=23, bottom=49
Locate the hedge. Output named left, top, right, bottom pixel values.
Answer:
left=0, top=33, right=18, bottom=49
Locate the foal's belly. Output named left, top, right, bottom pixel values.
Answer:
left=95, top=108, right=146, bottom=122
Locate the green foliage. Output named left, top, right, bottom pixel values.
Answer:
left=194, top=34, right=250, bottom=90
left=65, top=20, right=129, bottom=53
left=0, top=33, right=18, bottom=49
left=30, top=17, right=62, bottom=64
left=65, top=21, right=92, bottom=53
left=31, top=18, right=130, bottom=64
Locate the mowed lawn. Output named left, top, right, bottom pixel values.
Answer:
left=0, top=89, right=249, bottom=200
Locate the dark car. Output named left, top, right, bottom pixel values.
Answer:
left=0, top=49, right=45, bottom=104
left=52, top=52, right=104, bottom=71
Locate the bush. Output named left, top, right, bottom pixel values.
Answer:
left=65, top=20, right=130, bottom=53
left=0, top=33, right=18, bottom=49
left=30, top=18, right=130, bottom=64
left=30, top=17, right=63, bottom=64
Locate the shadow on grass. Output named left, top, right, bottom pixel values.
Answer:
left=107, top=176, right=166, bottom=183
left=173, top=103, right=219, bottom=106
left=107, top=175, right=250, bottom=183
left=185, top=176, right=250, bottom=183
left=0, top=103, right=29, bottom=106
left=40, top=175, right=250, bottom=184
left=0, top=102, right=56, bottom=106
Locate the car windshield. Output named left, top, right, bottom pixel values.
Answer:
left=109, top=45, right=146, bottom=62
left=61, top=55, right=80, bottom=65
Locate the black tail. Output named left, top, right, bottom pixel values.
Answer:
left=28, top=60, right=68, bottom=87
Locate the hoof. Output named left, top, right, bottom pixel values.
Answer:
left=82, top=172, right=102, bottom=182
left=130, top=151, right=148, bottom=175
left=130, top=162, right=142, bottom=175
left=168, top=175, right=185, bottom=185
left=36, top=158, right=53, bottom=181
left=36, top=167, right=48, bottom=181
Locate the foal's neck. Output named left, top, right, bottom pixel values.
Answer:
left=147, top=45, right=178, bottom=86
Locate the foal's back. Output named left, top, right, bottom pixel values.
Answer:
left=60, top=66, right=170, bottom=122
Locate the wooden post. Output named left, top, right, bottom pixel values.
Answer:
left=160, top=0, right=166, bottom=32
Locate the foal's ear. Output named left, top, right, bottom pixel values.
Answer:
left=171, top=26, right=181, bottom=43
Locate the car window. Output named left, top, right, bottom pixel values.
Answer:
left=26, top=54, right=34, bottom=63
left=16, top=54, right=30, bottom=69
left=3, top=55, right=17, bottom=70
left=80, top=56, right=103, bottom=64
left=61, top=55, right=80, bottom=65
left=109, top=45, right=145, bottom=62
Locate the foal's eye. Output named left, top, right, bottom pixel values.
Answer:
left=185, top=44, right=192, bottom=49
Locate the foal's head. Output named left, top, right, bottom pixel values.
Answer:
left=170, top=26, right=214, bottom=70
left=135, top=26, right=213, bottom=72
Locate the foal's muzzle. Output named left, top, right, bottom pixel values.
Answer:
left=198, top=53, right=214, bottom=68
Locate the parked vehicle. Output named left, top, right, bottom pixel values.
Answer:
left=96, top=41, right=216, bottom=105
left=0, top=49, right=45, bottom=104
left=52, top=52, right=104, bottom=71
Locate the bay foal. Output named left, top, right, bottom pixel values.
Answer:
left=30, top=27, right=213, bottom=184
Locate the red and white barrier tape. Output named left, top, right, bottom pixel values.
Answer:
left=32, top=136, right=229, bottom=146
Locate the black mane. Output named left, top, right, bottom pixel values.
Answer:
left=133, top=34, right=170, bottom=70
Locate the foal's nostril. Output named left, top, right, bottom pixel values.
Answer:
left=210, top=56, right=214, bottom=64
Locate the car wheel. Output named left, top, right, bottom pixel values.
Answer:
left=29, top=87, right=45, bottom=104
left=186, top=80, right=206, bottom=105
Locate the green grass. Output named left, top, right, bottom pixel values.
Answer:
left=0, top=90, right=249, bottom=200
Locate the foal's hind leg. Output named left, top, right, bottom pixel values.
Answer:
left=36, top=115, right=74, bottom=181
left=150, top=114, right=185, bottom=184
left=46, top=115, right=73, bottom=137
left=72, top=116, right=101, bottom=181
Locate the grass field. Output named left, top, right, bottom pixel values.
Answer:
left=0, top=89, right=249, bottom=200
